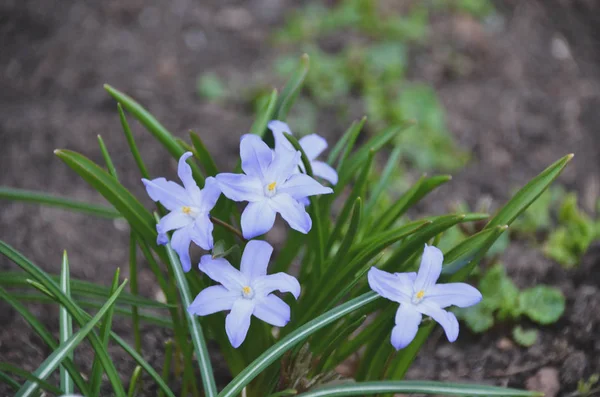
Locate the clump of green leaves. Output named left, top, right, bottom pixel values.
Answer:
left=455, top=263, right=565, bottom=345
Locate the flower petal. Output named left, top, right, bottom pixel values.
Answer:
left=178, top=152, right=202, bottom=198
left=216, top=173, right=264, bottom=202
left=269, top=193, right=312, bottom=234
left=418, top=303, right=459, bottom=343
left=199, top=255, right=247, bottom=291
left=390, top=304, right=422, bottom=350
left=241, top=200, right=277, bottom=239
left=413, top=244, right=444, bottom=293
left=253, top=294, right=290, bottom=327
left=157, top=232, right=168, bottom=246
left=157, top=211, right=192, bottom=234
left=253, top=272, right=301, bottom=299
left=367, top=267, right=411, bottom=303
left=198, top=176, right=221, bottom=212
left=240, top=134, right=273, bottom=178
left=225, top=299, right=254, bottom=348
left=187, top=285, right=238, bottom=316
left=171, top=226, right=193, bottom=272
left=190, top=214, right=214, bottom=251
left=299, top=134, right=327, bottom=160
left=311, top=161, right=338, bottom=185
left=268, top=120, right=295, bottom=153
left=265, top=149, right=301, bottom=185
left=142, top=177, right=189, bottom=211
left=425, top=282, right=482, bottom=309
left=240, top=240, right=273, bottom=280
left=278, top=174, right=333, bottom=200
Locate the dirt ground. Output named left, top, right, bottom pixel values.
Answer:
left=1, top=0, right=600, bottom=396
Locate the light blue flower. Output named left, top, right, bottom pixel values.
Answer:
left=368, top=244, right=482, bottom=350
left=216, top=134, right=333, bottom=239
left=268, top=120, right=338, bottom=185
left=188, top=240, right=301, bottom=348
left=142, top=152, right=221, bottom=272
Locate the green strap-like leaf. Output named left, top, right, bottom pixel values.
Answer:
left=16, top=280, right=128, bottom=397
left=0, top=187, right=121, bottom=219
left=59, top=251, right=74, bottom=394
left=327, top=117, right=366, bottom=167
left=295, top=381, right=542, bottom=397
left=218, top=292, right=380, bottom=397
left=275, top=54, right=310, bottom=121
left=190, top=131, right=219, bottom=177
left=97, top=134, right=119, bottom=179
left=118, top=103, right=150, bottom=179
left=250, top=89, right=278, bottom=137
left=0, top=363, right=63, bottom=395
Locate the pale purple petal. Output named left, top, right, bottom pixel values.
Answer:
left=390, top=304, right=422, bottom=350
left=278, top=174, right=333, bottom=200
left=157, top=211, right=192, bottom=234
left=413, top=244, right=444, bottom=293
left=265, top=150, right=301, bottom=185
left=253, top=295, right=290, bottom=327
left=199, top=255, right=247, bottom=290
left=240, top=134, right=273, bottom=178
left=241, top=200, right=276, bottom=239
left=268, top=120, right=295, bottom=153
left=394, top=272, right=418, bottom=292
left=299, top=134, right=327, bottom=160
left=418, top=303, right=459, bottom=343
left=424, top=283, right=482, bottom=309
left=225, top=299, right=254, bottom=348
left=311, top=161, right=338, bottom=185
left=269, top=193, right=311, bottom=234
left=253, top=273, right=301, bottom=299
left=240, top=240, right=273, bottom=280
left=216, top=173, right=264, bottom=202
left=187, top=286, right=238, bottom=316
left=157, top=232, right=168, bottom=246
left=142, top=177, right=189, bottom=211
left=189, top=214, right=214, bottom=251
left=198, top=176, right=221, bottom=212
left=178, top=152, right=202, bottom=198
left=367, top=267, right=411, bottom=303
left=171, top=226, right=193, bottom=272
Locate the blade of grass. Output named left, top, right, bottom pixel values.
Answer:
left=218, top=292, right=380, bottom=397
left=129, top=233, right=142, bottom=353
left=118, top=103, right=150, bottom=179
left=189, top=131, right=219, bottom=177
left=0, top=370, right=20, bottom=391
left=16, top=280, right=128, bottom=397
left=0, top=187, right=121, bottom=219
left=97, top=134, right=119, bottom=178
left=59, top=251, right=74, bottom=394
left=158, top=340, right=174, bottom=397
left=0, top=363, right=63, bottom=395
left=127, top=366, right=142, bottom=397
left=327, top=117, right=366, bottom=167
left=250, top=89, right=278, bottom=137
left=363, top=145, right=402, bottom=217
left=275, top=54, right=309, bottom=121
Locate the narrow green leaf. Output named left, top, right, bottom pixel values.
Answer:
left=316, top=315, right=367, bottom=372
left=59, top=251, right=74, bottom=394
left=267, top=389, right=298, bottom=397
left=364, top=145, right=402, bottom=217
left=0, top=240, right=126, bottom=396
left=330, top=198, right=362, bottom=268
left=327, top=117, right=366, bottom=167
left=0, top=370, right=20, bottom=391
left=127, top=366, right=143, bottom=397
left=103, top=84, right=204, bottom=183
left=118, top=103, right=150, bottom=179
left=55, top=149, right=156, bottom=243
left=90, top=268, right=121, bottom=396
left=159, top=340, right=174, bottom=397
left=129, top=233, right=142, bottom=353
left=0, top=187, right=121, bottom=219
left=0, top=287, right=90, bottom=395
left=296, top=381, right=543, bottom=397
left=250, top=89, right=278, bottom=137
left=219, top=292, right=380, bottom=397
left=486, top=154, right=573, bottom=228
left=190, top=131, right=219, bottom=177
left=0, top=363, right=62, bottom=395
left=16, top=280, right=128, bottom=397
left=162, top=218, right=217, bottom=397
left=275, top=54, right=309, bottom=121
left=97, top=134, right=119, bottom=179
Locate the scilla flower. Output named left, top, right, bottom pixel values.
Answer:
left=216, top=134, right=332, bottom=239
left=142, top=152, right=221, bottom=272
left=188, top=240, right=300, bottom=348
left=368, top=244, right=482, bottom=350
left=268, top=120, right=338, bottom=185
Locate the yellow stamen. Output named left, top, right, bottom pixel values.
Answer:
left=416, top=290, right=425, bottom=299
left=267, top=182, right=277, bottom=191
left=242, top=286, right=252, bottom=295
left=182, top=206, right=192, bottom=214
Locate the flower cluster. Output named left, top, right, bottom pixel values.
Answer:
left=143, top=121, right=334, bottom=347
left=143, top=121, right=482, bottom=349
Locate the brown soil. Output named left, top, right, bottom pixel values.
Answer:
left=1, top=0, right=600, bottom=396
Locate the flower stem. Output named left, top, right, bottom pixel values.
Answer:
left=210, top=216, right=246, bottom=242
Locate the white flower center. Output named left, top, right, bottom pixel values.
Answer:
left=264, top=181, right=277, bottom=197
left=181, top=205, right=200, bottom=218
left=412, top=289, right=426, bottom=305
left=241, top=285, right=255, bottom=299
